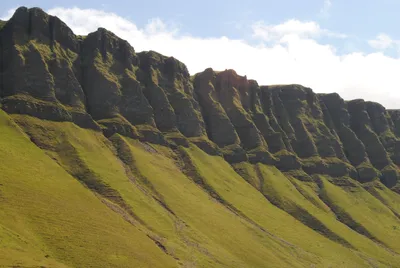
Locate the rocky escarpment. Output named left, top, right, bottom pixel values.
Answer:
left=320, top=94, right=400, bottom=186
left=1, top=7, right=400, bottom=189
left=0, top=7, right=98, bottom=129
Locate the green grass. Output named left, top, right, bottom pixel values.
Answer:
left=93, top=51, right=122, bottom=86
left=3, top=112, right=400, bottom=267
left=15, top=40, right=77, bottom=66
left=254, top=167, right=400, bottom=265
left=11, top=115, right=178, bottom=246
left=0, top=111, right=176, bottom=267
left=364, top=180, right=400, bottom=217
left=232, top=162, right=262, bottom=190
left=184, top=145, right=400, bottom=267
left=319, top=175, right=400, bottom=252
left=8, top=115, right=297, bottom=267
left=119, top=137, right=302, bottom=267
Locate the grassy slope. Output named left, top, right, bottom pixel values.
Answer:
left=186, top=145, right=400, bottom=267
left=255, top=164, right=400, bottom=265
left=12, top=114, right=176, bottom=239
left=11, top=115, right=191, bottom=263
left=319, top=176, right=400, bottom=253
left=120, top=136, right=302, bottom=268
left=0, top=111, right=176, bottom=268
left=11, top=115, right=298, bottom=267
left=4, top=113, right=400, bottom=267
left=364, top=180, right=400, bottom=217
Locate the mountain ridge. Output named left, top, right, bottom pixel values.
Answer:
left=2, top=7, right=400, bottom=267
left=1, top=6, right=399, bottom=189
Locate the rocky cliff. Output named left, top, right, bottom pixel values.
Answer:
left=1, top=7, right=400, bottom=190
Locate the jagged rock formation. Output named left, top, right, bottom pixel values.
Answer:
left=1, top=7, right=400, bottom=189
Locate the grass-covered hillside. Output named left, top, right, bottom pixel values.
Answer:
left=2, top=111, right=400, bottom=267
left=2, top=6, right=400, bottom=267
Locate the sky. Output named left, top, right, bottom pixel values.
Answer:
left=1, top=0, right=400, bottom=108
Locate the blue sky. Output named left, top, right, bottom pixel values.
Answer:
left=2, top=0, right=400, bottom=50
left=1, top=0, right=399, bottom=39
left=1, top=0, right=400, bottom=107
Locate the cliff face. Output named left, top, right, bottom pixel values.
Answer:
left=1, top=7, right=400, bottom=189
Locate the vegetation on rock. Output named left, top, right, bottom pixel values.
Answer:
left=2, top=6, right=400, bottom=267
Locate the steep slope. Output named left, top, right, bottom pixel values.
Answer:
left=186, top=147, right=400, bottom=266
left=2, top=7, right=400, bottom=187
left=0, top=111, right=176, bottom=267
left=12, top=111, right=400, bottom=267
left=2, top=6, right=400, bottom=267
left=12, top=114, right=295, bottom=267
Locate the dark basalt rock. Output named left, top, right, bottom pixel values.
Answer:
left=2, top=41, right=57, bottom=101
left=318, top=99, right=348, bottom=161
left=189, top=137, right=221, bottom=156
left=1, top=7, right=83, bottom=103
left=250, top=82, right=287, bottom=153
left=380, top=166, right=400, bottom=188
left=164, top=131, right=190, bottom=148
left=138, top=51, right=206, bottom=138
left=357, top=164, right=380, bottom=183
left=273, top=150, right=301, bottom=171
left=389, top=110, right=400, bottom=137
left=222, top=144, right=248, bottom=164
left=366, top=102, right=391, bottom=134
left=98, top=117, right=140, bottom=139
left=118, top=75, right=156, bottom=126
left=0, top=7, right=95, bottom=127
left=337, top=125, right=367, bottom=166
left=269, top=85, right=346, bottom=160
left=347, top=99, right=392, bottom=170
left=137, top=127, right=168, bottom=146
left=70, top=111, right=100, bottom=130
left=301, top=158, right=355, bottom=178
left=248, top=149, right=274, bottom=165
left=80, top=28, right=155, bottom=124
left=2, top=96, right=71, bottom=121
left=259, top=86, right=293, bottom=152
left=1, top=7, right=400, bottom=189
left=213, top=69, right=266, bottom=150
left=365, top=104, right=400, bottom=167
left=252, top=112, right=286, bottom=153
left=193, top=68, right=240, bottom=147
left=392, top=141, right=400, bottom=165
left=319, top=94, right=368, bottom=166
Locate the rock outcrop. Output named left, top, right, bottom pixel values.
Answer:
left=0, top=7, right=97, bottom=129
left=1, top=7, right=400, bottom=189
left=137, top=51, right=206, bottom=146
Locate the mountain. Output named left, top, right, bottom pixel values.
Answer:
left=1, top=7, right=400, bottom=267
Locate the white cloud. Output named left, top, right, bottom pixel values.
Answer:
left=252, top=19, right=346, bottom=42
left=368, top=33, right=400, bottom=50
left=0, top=8, right=16, bottom=20
left=319, top=0, right=332, bottom=18
left=252, top=20, right=321, bottom=41
left=2, top=7, right=400, bottom=108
